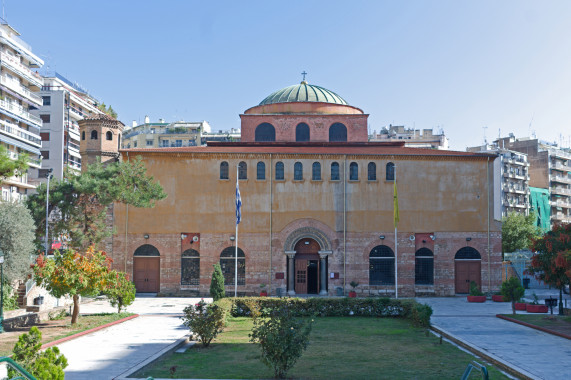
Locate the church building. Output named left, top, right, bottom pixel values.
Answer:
left=96, top=80, right=502, bottom=297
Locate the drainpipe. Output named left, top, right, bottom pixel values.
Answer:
left=269, top=153, right=273, bottom=295
left=487, top=156, right=491, bottom=292
left=344, top=155, right=347, bottom=295
left=125, top=151, right=129, bottom=272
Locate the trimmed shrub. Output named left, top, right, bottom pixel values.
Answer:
left=500, top=277, right=525, bottom=315
left=249, top=305, right=314, bottom=378
left=104, top=271, right=136, bottom=313
left=210, top=263, right=225, bottom=301
left=181, top=300, right=226, bottom=347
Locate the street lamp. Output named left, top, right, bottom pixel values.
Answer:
left=45, top=168, right=53, bottom=256
left=0, top=248, right=5, bottom=333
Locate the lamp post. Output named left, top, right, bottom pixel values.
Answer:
left=45, top=168, right=53, bottom=256
left=0, top=248, right=5, bottom=333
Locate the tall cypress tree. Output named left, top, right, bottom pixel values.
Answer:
left=210, top=263, right=225, bottom=301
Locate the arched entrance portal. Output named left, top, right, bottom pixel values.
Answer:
left=293, top=238, right=321, bottom=294
left=133, top=244, right=160, bottom=293
left=454, top=247, right=481, bottom=293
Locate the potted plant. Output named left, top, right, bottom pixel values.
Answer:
left=348, top=281, right=359, bottom=298
left=467, top=281, right=486, bottom=302
left=526, top=292, right=548, bottom=313
left=259, top=283, right=268, bottom=297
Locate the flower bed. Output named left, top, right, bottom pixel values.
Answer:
left=467, top=295, right=486, bottom=303
left=492, top=295, right=506, bottom=302
left=514, top=302, right=527, bottom=310
left=526, top=304, right=548, bottom=313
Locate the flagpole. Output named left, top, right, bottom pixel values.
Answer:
left=235, top=165, right=239, bottom=298
left=394, top=164, right=398, bottom=299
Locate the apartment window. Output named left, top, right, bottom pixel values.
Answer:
left=238, top=161, right=247, bottom=180
left=40, top=151, right=49, bottom=159
left=349, top=162, right=358, bottom=180
left=275, top=161, right=284, bottom=180
left=312, top=162, right=321, bottom=180
left=220, top=161, right=229, bottom=179
left=331, top=162, right=340, bottom=180
left=175, top=140, right=182, bottom=147
left=40, top=133, right=50, bottom=141
left=257, top=161, right=265, bottom=180
left=368, top=162, right=376, bottom=181
left=106, top=131, right=113, bottom=141
left=42, top=96, right=51, bottom=106
left=134, top=141, right=137, bottom=147
left=91, top=130, right=98, bottom=140
left=40, top=114, right=50, bottom=123
left=146, top=140, right=153, bottom=146
left=294, top=162, right=303, bottom=180
left=386, top=162, right=395, bottom=181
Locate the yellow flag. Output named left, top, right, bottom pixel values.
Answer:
left=393, top=179, right=399, bottom=228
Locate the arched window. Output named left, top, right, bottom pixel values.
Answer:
left=331, top=162, right=340, bottom=180
left=312, top=162, right=321, bottom=180
left=329, top=123, right=347, bottom=142
left=181, top=249, right=200, bottom=285
left=368, top=162, right=376, bottom=181
left=415, top=248, right=434, bottom=285
left=220, top=161, right=229, bottom=180
left=81, top=131, right=85, bottom=140
left=294, top=162, right=303, bottom=180
left=369, top=245, right=394, bottom=285
left=296, top=123, right=310, bottom=142
left=386, top=162, right=395, bottom=181
left=275, top=161, right=284, bottom=180
left=455, top=247, right=481, bottom=260
left=257, top=161, right=265, bottom=180
left=91, top=130, right=98, bottom=140
left=255, top=123, right=275, bottom=142
left=238, top=161, right=247, bottom=180
left=220, top=247, right=245, bottom=285
left=133, top=244, right=160, bottom=256
left=349, top=162, right=358, bottom=180
left=106, top=131, right=113, bottom=141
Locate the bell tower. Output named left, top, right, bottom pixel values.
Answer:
left=79, top=114, right=124, bottom=170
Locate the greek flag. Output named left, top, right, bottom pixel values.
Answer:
left=236, top=180, right=242, bottom=225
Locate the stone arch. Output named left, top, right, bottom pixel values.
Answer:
left=284, top=226, right=332, bottom=252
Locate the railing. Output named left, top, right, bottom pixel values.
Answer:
left=25, top=277, right=35, bottom=297
left=550, top=174, right=571, bottom=184
left=550, top=199, right=571, bottom=208
left=0, top=75, right=41, bottom=105
left=0, top=356, right=36, bottom=379
left=552, top=162, right=571, bottom=171
left=0, top=98, right=42, bottom=125
left=68, top=141, right=80, bottom=151
left=551, top=187, right=571, bottom=196
left=0, top=119, right=41, bottom=145
left=0, top=50, right=42, bottom=87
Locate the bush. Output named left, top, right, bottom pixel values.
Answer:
left=104, top=271, right=136, bottom=313
left=181, top=300, right=226, bottom=347
left=210, top=264, right=225, bottom=301
left=11, top=326, right=68, bottom=379
left=2, top=282, right=18, bottom=311
left=501, top=277, right=525, bottom=315
left=249, top=305, right=314, bottom=378
left=469, top=281, right=484, bottom=296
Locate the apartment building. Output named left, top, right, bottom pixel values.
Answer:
left=122, top=117, right=211, bottom=149
left=32, top=73, right=103, bottom=180
left=497, top=135, right=571, bottom=226
left=369, top=124, right=449, bottom=149
left=0, top=21, right=43, bottom=202
left=201, top=128, right=241, bottom=143
left=467, top=144, right=530, bottom=218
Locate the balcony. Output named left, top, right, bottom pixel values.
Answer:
left=550, top=199, right=571, bottom=209
left=551, top=162, right=571, bottom=172
left=550, top=174, right=571, bottom=185
left=0, top=51, right=43, bottom=88
left=0, top=119, right=41, bottom=146
left=0, top=98, right=42, bottom=126
left=505, top=157, right=528, bottom=166
left=552, top=187, right=571, bottom=196
left=6, top=149, right=41, bottom=168
left=0, top=75, right=42, bottom=106
left=552, top=212, right=571, bottom=223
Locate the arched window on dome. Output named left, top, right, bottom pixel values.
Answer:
left=91, top=130, right=98, bottom=140
left=275, top=161, right=284, bottom=180
left=106, top=131, right=113, bottom=141
left=255, top=123, right=275, bottom=142
left=349, top=162, right=358, bottom=181
left=329, top=123, right=347, bottom=142
left=331, top=162, right=340, bottom=180
left=296, top=123, right=310, bottom=142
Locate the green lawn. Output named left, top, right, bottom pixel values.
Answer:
left=133, top=316, right=510, bottom=379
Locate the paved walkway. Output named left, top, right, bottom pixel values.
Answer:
left=56, top=296, right=199, bottom=380
left=418, top=293, right=571, bottom=380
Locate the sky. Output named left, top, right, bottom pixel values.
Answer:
left=5, top=0, right=571, bottom=150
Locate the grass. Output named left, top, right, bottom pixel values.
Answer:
left=0, top=312, right=134, bottom=357
left=501, top=313, right=571, bottom=337
left=133, top=316, right=510, bottom=379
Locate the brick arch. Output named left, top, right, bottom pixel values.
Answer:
left=284, top=226, right=331, bottom=252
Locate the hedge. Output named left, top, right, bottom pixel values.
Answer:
left=216, top=297, right=432, bottom=327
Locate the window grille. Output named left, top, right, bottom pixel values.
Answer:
left=181, top=249, right=200, bottom=285
left=220, top=247, right=245, bottom=285
left=369, top=245, right=394, bottom=285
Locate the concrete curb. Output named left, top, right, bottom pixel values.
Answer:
left=41, top=314, right=139, bottom=350
left=496, top=314, right=571, bottom=340
left=431, top=324, right=539, bottom=380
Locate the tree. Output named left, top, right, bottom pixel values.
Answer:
left=0, top=201, right=36, bottom=282
left=11, top=326, right=68, bottom=379
left=97, top=102, right=118, bottom=118
left=0, top=145, right=28, bottom=184
left=210, top=263, right=225, bottom=301
left=104, top=271, right=136, bottom=313
left=500, top=277, right=525, bottom=315
left=26, top=157, right=167, bottom=250
left=181, top=300, right=226, bottom=347
left=32, top=246, right=114, bottom=324
left=502, top=212, right=540, bottom=253
left=529, top=223, right=571, bottom=315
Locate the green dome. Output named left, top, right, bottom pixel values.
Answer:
left=259, top=81, right=348, bottom=106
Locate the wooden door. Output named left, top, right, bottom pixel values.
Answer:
left=134, top=257, right=160, bottom=292
left=455, top=261, right=481, bottom=293
left=295, top=259, right=308, bottom=294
